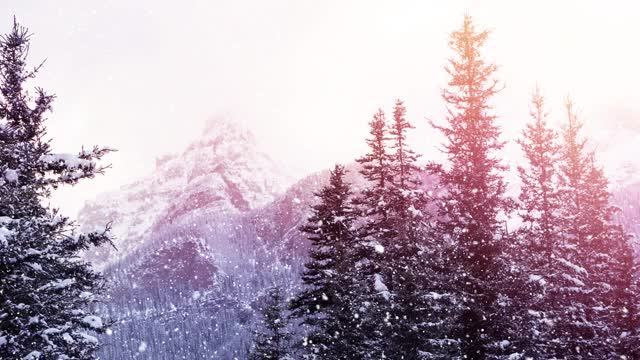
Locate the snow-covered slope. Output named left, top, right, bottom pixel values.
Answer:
left=78, top=116, right=292, bottom=269
left=93, top=164, right=339, bottom=359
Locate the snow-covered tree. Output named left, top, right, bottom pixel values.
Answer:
left=250, top=286, right=292, bottom=360
left=388, top=99, right=421, bottom=198
left=387, top=99, right=428, bottom=248
left=289, top=165, right=364, bottom=359
left=607, top=226, right=640, bottom=359
left=513, top=89, right=565, bottom=358
left=0, top=20, right=113, bottom=359
left=427, top=15, right=526, bottom=358
left=356, top=108, right=394, bottom=231
left=545, top=98, right=640, bottom=358
left=514, top=92, right=640, bottom=358
left=582, top=155, right=640, bottom=359
left=351, top=109, right=396, bottom=358
left=373, top=99, right=439, bottom=359
left=516, top=88, right=561, bottom=263
left=548, top=99, right=603, bottom=358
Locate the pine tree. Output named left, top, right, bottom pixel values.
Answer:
left=289, top=165, right=363, bottom=359
left=0, top=20, right=113, bottom=359
left=376, top=99, right=438, bottom=359
left=250, top=286, right=292, bottom=360
left=579, top=154, right=639, bottom=359
left=356, top=108, right=394, bottom=231
left=388, top=99, right=421, bottom=199
left=428, top=15, right=524, bottom=358
left=607, top=228, right=640, bottom=359
left=552, top=99, right=602, bottom=358
left=514, top=89, right=564, bottom=358
left=387, top=99, right=427, bottom=253
left=516, top=88, right=560, bottom=265
left=550, top=98, right=640, bottom=358
left=352, top=109, right=395, bottom=358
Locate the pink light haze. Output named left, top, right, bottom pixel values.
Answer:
left=3, top=0, right=638, bottom=214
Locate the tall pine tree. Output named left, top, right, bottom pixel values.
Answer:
left=352, top=109, right=395, bottom=359
left=516, top=88, right=560, bottom=265
left=514, top=88, right=565, bottom=358
left=552, top=98, right=603, bottom=358
left=0, top=20, right=113, bottom=359
left=356, top=108, right=394, bottom=233
left=289, top=165, right=364, bottom=359
left=375, top=99, right=436, bottom=358
left=578, top=153, right=639, bottom=359
left=428, top=15, right=524, bottom=358
left=550, top=98, right=640, bottom=358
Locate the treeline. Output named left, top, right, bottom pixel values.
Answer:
left=249, top=16, right=639, bottom=359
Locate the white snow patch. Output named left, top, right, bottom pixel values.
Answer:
left=374, top=244, right=385, bottom=254
left=138, top=340, right=148, bottom=352
left=562, top=274, right=585, bottom=287
left=374, top=273, right=390, bottom=300
left=0, top=226, right=13, bottom=246
left=24, top=351, right=42, bottom=359
left=28, top=263, right=42, bottom=271
left=408, top=204, right=422, bottom=217
left=528, top=274, right=547, bottom=286
left=39, top=153, right=94, bottom=169
left=79, top=332, right=98, bottom=344
left=557, top=258, right=587, bottom=275
left=49, top=278, right=76, bottom=289
left=62, top=333, right=74, bottom=344
left=82, top=315, right=103, bottom=329
left=43, top=328, right=61, bottom=335
left=25, top=248, right=42, bottom=256
left=424, top=292, right=448, bottom=300
left=4, top=169, right=18, bottom=182
left=333, top=215, right=346, bottom=223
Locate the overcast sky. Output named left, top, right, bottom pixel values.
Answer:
left=3, top=0, right=640, bottom=215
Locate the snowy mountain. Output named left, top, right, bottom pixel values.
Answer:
left=78, top=116, right=292, bottom=269
left=76, top=117, right=338, bottom=359
left=93, top=166, right=335, bottom=359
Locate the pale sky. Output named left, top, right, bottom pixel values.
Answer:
left=2, top=0, right=640, bottom=215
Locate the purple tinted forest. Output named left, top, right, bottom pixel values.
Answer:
left=1, top=13, right=639, bottom=360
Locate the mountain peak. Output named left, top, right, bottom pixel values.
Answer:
left=79, top=114, right=291, bottom=268
left=203, top=115, right=254, bottom=141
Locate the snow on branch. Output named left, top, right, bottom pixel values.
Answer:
left=39, top=145, right=115, bottom=185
